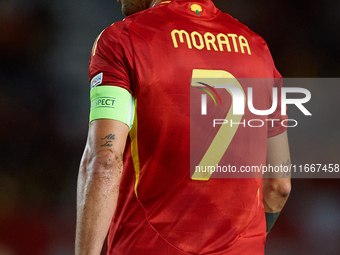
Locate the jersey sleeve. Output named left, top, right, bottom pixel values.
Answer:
left=88, top=23, right=135, bottom=129
left=267, top=68, right=288, bottom=137
left=89, top=22, right=134, bottom=94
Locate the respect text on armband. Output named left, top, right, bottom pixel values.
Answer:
left=91, top=97, right=116, bottom=109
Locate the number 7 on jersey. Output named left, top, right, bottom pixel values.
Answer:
left=190, top=69, right=245, bottom=180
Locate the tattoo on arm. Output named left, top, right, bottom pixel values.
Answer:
left=282, top=159, right=291, bottom=177
left=100, top=133, right=115, bottom=147
left=101, top=134, right=115, bottom=140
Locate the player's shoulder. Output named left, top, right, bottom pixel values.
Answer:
left=90, top=20, right=134, bottom=61
left=95, top=7, right=155, bottom=42
left=97, top=20, right=130, bottom=42
left=94, top=5, right=165, bottom=46
left=90, top=19, right=134, bottom=59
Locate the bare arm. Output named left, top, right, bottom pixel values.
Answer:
left=75, top=119, right=129, bottom=255
left=263, top=131, right=291, bottom=233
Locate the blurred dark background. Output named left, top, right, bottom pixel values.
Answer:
left=0, top=0, right=339, bottom=254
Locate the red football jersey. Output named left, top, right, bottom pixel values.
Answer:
left=89, top=0, right=287, bottom=254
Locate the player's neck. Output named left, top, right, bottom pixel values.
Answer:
left=149, top=0, right=163, bottom=8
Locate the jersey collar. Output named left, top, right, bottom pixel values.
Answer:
left=160, top=0, right=220, bottom=20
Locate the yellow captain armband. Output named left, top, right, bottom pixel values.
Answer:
left=90, top=86, right=135, bottom=130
